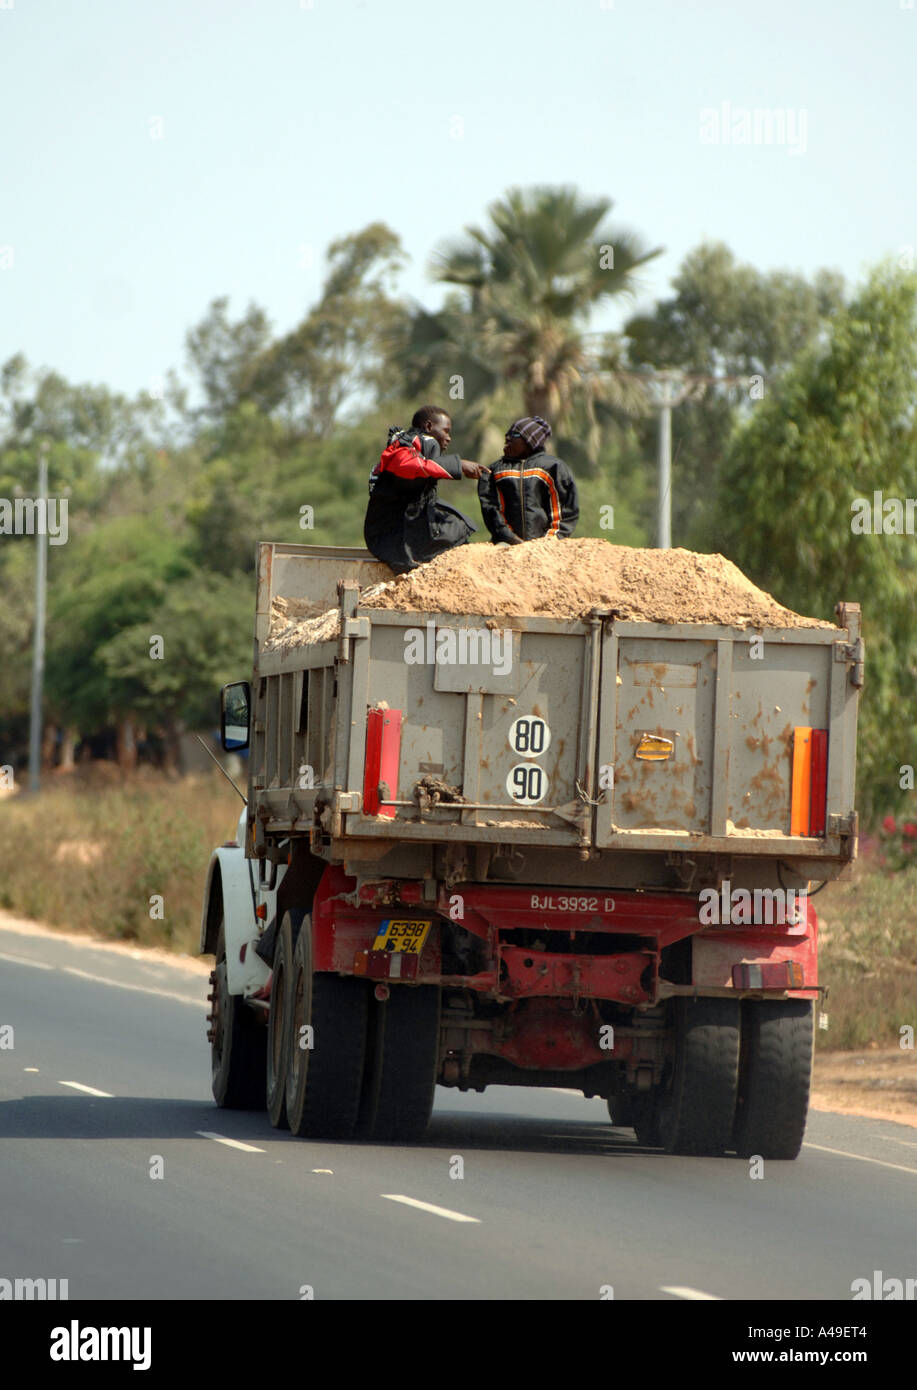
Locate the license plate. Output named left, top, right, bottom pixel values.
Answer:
left=372, top=919, right=432, bottom=954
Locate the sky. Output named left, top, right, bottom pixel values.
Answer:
left=1, top=0, right=915, bottom=400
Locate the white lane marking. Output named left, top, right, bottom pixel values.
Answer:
left=59, top=1081, right=113, bottom=1097
left=803, top=1142, right=917, bottom=1176
left=0, top=950, right=54, bottom=970
left=381, top=1194, right=480, bottom=1224
left=312, top=1168, right=334, bottom=1174
left=61, top=966, right=204, bottom=1008
left=660, top=1286, right=723, bottom=1301
left=196, top=1131, right=266, bottom=1153
left=23, top=1067, right=39, bottom=1072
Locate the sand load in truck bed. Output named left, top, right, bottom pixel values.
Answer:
left=265, top=537, right=835, bottom=651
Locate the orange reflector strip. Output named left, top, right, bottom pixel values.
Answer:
left=791, top=728, right=812, bottom=835
left=791, top=726, right=829, bottom=836
left=255, top=903, right=267, bottom=919
left=353, top=951, right=369, bottom=976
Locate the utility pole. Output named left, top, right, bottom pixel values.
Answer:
left=615, top=366, right=747, bottom=549
left=647, top=371, right=698, bottom=549
left=581, top=341, right=751, bottom=549
left=28, top=441, right=48, bottom=793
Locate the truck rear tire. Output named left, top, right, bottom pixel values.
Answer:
left=734, top=999, right=813, bottom=1160
left=630, top=1093, right=661, bottom=1147
left=210, top=921, right=266, bottom=1110
left=360, top=985, right=441, bottom=1143
left=285, top=916, right=369, bottom=1140
left=606, top=1096, right=632, bottom=1127
left=266, top=914, right=294, bottom=1129
left=656, top=997, right=740, bottom=1156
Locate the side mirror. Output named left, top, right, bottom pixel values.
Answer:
left=221, top=681, right=251, bottom=751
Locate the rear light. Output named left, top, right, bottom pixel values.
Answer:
left=791, top=727, right=828, bottom=835
left=809, top=730, right=828, bottom=835
left=363, top=706, right=402, bottom=817
left=733, top=961, right=805, bottom=989
left=352, top=949, right=418, bottom=980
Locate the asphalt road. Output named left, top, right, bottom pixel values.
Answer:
left=2, top=922, right=916, bottom=1302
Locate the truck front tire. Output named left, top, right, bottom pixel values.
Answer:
left=266, top=914, right=294, bottom=1129
left=210, top=921, right=266, bottom=1110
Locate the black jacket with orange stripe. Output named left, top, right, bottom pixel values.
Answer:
left=477, top=448, right=579, bottom=543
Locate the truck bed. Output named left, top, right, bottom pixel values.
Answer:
left=248, top=544, right=860, bottom=877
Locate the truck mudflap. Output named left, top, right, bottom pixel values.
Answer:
left=691, top=900, right=818, bottom=1000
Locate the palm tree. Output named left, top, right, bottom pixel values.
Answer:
left=429, top=186, right=662, bottom=453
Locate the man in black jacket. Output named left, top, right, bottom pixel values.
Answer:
left=364, top=406, right=485, bottom=573
left=477, top=416, right=578, bottom=545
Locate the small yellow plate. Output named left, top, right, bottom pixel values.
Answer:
left=372, top=919, right=432, bottom=954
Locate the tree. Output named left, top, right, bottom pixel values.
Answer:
left=97, top=572, right=253, bottom=768
left=712, top=263, right=917, bottom=822
left=0, top=355, right=164, bottom=470
left=183, top=298, right=274, bottom=430
left=251, top=224, right=408, bottom=436
left=624, top=242, right=845, bottom=547
left=626, top=241, right=844, bottom=379
left=0, top=542, right=35, bottom=762
left=406, top=186, right=661, bottom=466
left=44, top=516, right=193, bottom=766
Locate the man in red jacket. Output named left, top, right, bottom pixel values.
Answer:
left=478, top=415, right=579, bottom=544
left=364, top=406, right=484, bottom=573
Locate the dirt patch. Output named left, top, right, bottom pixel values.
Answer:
left=811, top=1048, right=917, bottom=1128
left=52, top=840, right=104, bottom=866
left=265, top=539, right=835, bottom=649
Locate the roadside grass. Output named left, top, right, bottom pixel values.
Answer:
left=0, top=768, right=243, bottom=956
left=1, top=773, right=914, bottom=1050
left=815, top=854, right=917, bottom=1050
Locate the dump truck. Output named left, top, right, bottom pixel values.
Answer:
left=200, top=541, right=863, bottom=1157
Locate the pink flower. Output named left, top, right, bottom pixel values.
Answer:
left=882, top=815, right=897, bottom=833
left=904, top=823, right=917, bottom=838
